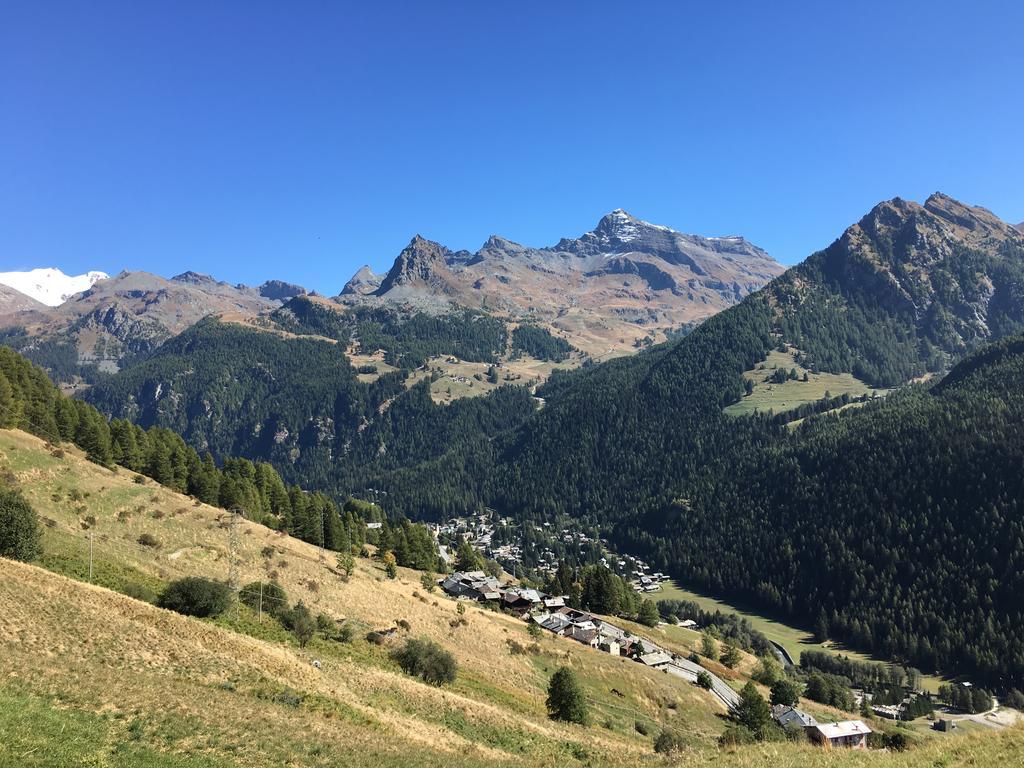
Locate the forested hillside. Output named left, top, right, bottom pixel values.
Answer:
left=83, top=318, right=537, bottom=501
left=623, top=336, right=1024, bottom=688
left=0, top=345, right=439, bottom=569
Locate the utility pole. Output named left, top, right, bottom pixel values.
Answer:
left=227, top=507, right=243, bottom=620
left=319, top=504, right=326, bottom=564
left=88, top=531, right=94, bottom=582
left=227, top=507, right=242, bottom=592
left=258, top=581, right=263, bottom=624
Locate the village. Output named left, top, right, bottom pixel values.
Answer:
left=433, top=512, right=671, bottom=594
left=439, top=568, right=875, bottom=749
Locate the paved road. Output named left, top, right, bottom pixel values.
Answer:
left=664, top=657, right=740, bottom=709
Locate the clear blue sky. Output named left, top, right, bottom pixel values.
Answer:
left=3, top=1, right=1022, bottom=291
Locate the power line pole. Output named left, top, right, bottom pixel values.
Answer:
left=227, top=507, right=242, bottom=592
left=88, top=530, right=94, bottom=582
left=258, top=581, right=263, bottom=624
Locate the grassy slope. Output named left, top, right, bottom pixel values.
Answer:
left=1, top=428, right=1018, bottom=766
left=724, top=349, right=886, bottom=417
left=0, top=429, right=722, bottom=767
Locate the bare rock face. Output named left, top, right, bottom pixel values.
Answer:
left=373, top=236, right=459, bottom=297
left=340, top=210, right=785, bottom=354
left=0, top=284, right=47, bottom=315
left=340, top=266, right=382, bottom=296
left=259, top=280, right=307, bottom=301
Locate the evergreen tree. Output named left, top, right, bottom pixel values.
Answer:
left=546, top=667, right=588, bottom=725
left=0, top=488, right=41, bottom=562
left=731, top=682, right=771, bottom=732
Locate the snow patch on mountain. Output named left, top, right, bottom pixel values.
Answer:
left=0, top=268, right=109, bottom=306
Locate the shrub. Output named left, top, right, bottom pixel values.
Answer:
left=238, top=581, right=289, bottom=619
left=317, top=613, right=335, bottom=634
left=286, top=602, right=316, bottom=647
left=654, top=729, right=686, bottom=754
left=634, top=720, right=650, bottom=736
left=391, top=638, right=457, bottom=686
left=420, top=572, right=436, bottom=592
left=696, top=671, right=713, bottom=690
left=546, top=667, right=588, bottom=725
left=718, top=725, right=755, bottom=747
left=0, top=488, right=41, bottom=561
left=121, top=582, right=157, bottom=603
left=137, top=532, right=160, bottom=548
left=383, top=550, right=398, bottom=579
left=158, top=577, right=232, bottom=617
left=337, top=621, right=356, bottom=643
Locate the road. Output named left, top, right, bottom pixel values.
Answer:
left=664, top=656, right=740, bottom=709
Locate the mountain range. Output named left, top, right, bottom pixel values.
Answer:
left=340, top=210, right=784, bottom=356
left=0, top=211, right=782, bottom=382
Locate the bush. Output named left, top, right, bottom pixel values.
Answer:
left=0, top=488, right=41, bottom=561
left=391, top=638, right=458, bottom=686
left=287, top=602, right=316, bottom=647
left=654, top=729, right=686, bottom=754
left=239, top=581, right=288, bottom=618
left=546, top=667, right=588, bottom=725
left=137, top=532, right=160, bottom=548
left=121, top=582, right=157, bottom=603
left=718, top=725, right=755, bottom=747
left=696, top=671, right=713, bottom=690
left=634, top=720, right=650, bottom=736
left=337, top=621, right=356, bottom=643
left=158, top=577, right=232, bottom=617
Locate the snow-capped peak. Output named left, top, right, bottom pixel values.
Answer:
left=0, top=268, right=108, bottom=307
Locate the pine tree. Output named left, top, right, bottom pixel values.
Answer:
left=637, top=599, right=660, bottom=627
left=731, top=682, right=771, bottom=732
left=546, top=667, right=588, bottom=725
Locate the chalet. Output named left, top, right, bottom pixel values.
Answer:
left=440, top=571, right=502, bottom=601
left=772, top=705, right=818, bottom=734
left=569, top=626, right=599, bottom=647
left=598, top=639, right=621, bottom=656
left=501, top=587, right=543, bottom=611
left=542, top=596, right=566, bottom=609
left=807, top=721, right=871, bottom=749
left=638, top=651, right=673, bottom=669
left=678, top=619, right=698, bottom=629
left=535, top=612, right=574, bottom=635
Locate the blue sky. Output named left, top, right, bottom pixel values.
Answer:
left=3, top=1, right=1022, bottom=291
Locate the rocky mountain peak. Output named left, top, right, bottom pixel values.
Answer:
left=374, top=236, right=455, bottom=295
left=258, top=280, right=307, bottom=301
left=172, top=271, right=214, bottom=284
left=340, top=266, right=382, bottom=296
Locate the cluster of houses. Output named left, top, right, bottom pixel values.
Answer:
left=771, top=705, right=872, bottom=749
left=440, top=570, right=873, bottom=750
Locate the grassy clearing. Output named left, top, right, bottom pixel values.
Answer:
left=405, top=354, right=577, bottom=403
left=724, top=349, right=886, bottom=417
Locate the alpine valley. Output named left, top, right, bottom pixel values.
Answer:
left=3, top=194, right=1024, bottom=766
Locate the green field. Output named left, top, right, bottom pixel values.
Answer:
left=724, top=349, right=886, bottom=418
left=655, top=580, right=944, bottom=693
